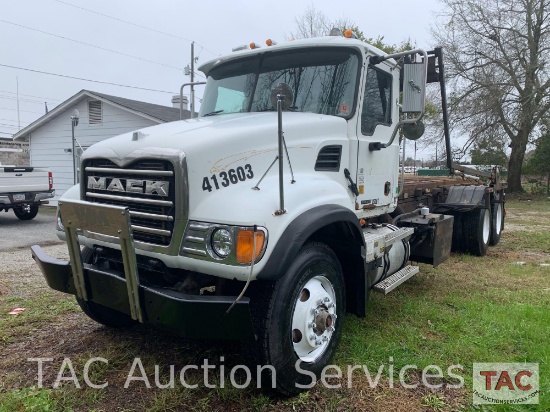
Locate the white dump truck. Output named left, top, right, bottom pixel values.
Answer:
left=32, top=31, right=505, bottom=394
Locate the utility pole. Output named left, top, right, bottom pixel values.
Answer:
left=16, top=77, right=20, bottom=130
left=190, top=42, right=195, bottom=118
left=71, top=110, right=79, bottom=185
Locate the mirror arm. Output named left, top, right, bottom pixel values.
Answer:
left=368, top=49, right=427, bottom=152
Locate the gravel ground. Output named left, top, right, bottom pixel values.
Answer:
left=0, top=206, right=63, bottom=252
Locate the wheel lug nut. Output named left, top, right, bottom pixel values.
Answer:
left=309, top=334, right=316, bottom=340
left=310, top=308, right=316, bottom=314
left=322, top=336, right=329, bottom=342
left=328, top=303, right=335, bottom=308
left=328, top=326, right=335, bottom=332
left=324, top=297, right=330, bottom=302
left=317, top=299, right=324, bottom=305
left=315, top=339, right=322, bottom=345
left=308, top=322, right=315, bottom=328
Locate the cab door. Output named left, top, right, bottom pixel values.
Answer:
left=355, top=62, right=399, bottom=215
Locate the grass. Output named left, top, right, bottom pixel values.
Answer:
left=0, top=198, right=549, bottom=411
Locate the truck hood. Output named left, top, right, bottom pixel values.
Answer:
left=83, top=112, right=348, bottom=160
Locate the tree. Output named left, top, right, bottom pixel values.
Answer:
left=290, top=6, right=413, bottom=53
left=525, top=132, right=550, bottom=194
left=432, top=0, right=550, bottom=191
left=469, top=134, right=508, bottom=166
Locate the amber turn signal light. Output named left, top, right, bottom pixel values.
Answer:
left=236, top=229, right=265, bottom=264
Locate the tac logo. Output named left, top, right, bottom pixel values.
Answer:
left=473, top=363, right=539, bottom=405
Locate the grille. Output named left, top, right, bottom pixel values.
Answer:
left=83, top=159, right=176, bottom=246
left=315, top=145, right=342, bottom=172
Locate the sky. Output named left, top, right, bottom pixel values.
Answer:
left=0, top=0, right=444, bottom=157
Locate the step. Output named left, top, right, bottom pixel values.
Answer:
left=363, top=226, right=415, bottom=263
left=384, top=227, right=415, bottom=246
left=372, top=265, right=420, bottom=295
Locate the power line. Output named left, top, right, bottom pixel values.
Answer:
left=0, top=89, right=61, bottom=101
left=0, top=117, right=29, bottom=124
left=0, top=107, right=44, bottom=114
left=53, top=0, right=219, bottom=58
left=0, top=95, right=49, bottom=105
left=0, top=63, right=177, bottom=94
left=0, top=19, right=183, bottom=71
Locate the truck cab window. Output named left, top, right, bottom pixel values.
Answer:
left=361, top=66, right=392, bottom=134
left=199, top=48, right=360, bottom=118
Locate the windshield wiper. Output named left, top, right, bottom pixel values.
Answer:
left=203, top=110, right=224, bottom=117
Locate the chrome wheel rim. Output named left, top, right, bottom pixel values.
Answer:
left=291, top=275, right=336, bottom=362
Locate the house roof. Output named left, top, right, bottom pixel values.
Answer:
left=13, top=89, right=190, bottom=140
left=89, top=91, right=182, bottom=122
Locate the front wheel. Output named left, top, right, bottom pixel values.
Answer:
left=13, top=204, right=39, bottom=220
left=245, top=242, right=345, bottom=395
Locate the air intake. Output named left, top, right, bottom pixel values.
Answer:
left=315, top=145, right=342, bottom=172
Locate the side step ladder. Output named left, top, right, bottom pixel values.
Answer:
left=372, top=265, right=420, bottom=295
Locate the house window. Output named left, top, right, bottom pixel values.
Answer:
left=361, top=66, right=392, bottom=135
left=88, top=100, right=102, bottom=124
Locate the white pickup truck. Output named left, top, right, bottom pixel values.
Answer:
left=0, top=165, right=55, bottom=220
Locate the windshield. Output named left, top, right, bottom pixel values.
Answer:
left=199, top=47, right=360, bottom=118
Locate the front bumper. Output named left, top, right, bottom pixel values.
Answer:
left=0, top=190, right=55, bottom=205
left=31, top=244, right=255, bottom=341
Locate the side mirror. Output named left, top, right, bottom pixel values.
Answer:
left=403, top=120, right=425, bottom=140
left=270, top=83, right=294, bottom=110
left=402, top=63, right=426, bottom=114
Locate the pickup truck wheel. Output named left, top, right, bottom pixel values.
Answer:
left=465, top=208, right=491, bottom=256
left=75, top=247, right=136, bottom=328
left=13, top=204, right=39, bottom=220
left=245, top=242, right=345, bottom=395
left=489, top=194, right=504, bottom=246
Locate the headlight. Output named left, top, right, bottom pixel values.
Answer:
left=211, top=228, right=232, bottom=258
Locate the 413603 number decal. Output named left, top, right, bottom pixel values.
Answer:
left=202, top=164, right=254, bottom=192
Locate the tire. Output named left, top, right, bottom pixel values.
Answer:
left=13, top=204, right=39, bottom=220
left=450, top=213, right=465, bottom=253
left=75, top=247, right=136, bottom=328
left=245, top=242, right=345, bottom=395
left=489, top=194, right=504, bottom=246
left=464, top=208, right=491, bottom=256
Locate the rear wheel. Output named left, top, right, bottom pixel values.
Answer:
left=13, top=204, right=39, bottom=220
left=465, top=208, right=491, bottom=256
left=75, top=247, right=136, bottom=328
left=245, top=242, right=345, bottom=395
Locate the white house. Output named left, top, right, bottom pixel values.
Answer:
left=13, top=90, right=191, bottom=203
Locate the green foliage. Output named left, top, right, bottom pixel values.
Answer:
left=364, top=35, right=414, bottom=54
left=527, top=133, right=550, bottom=175
left=469, top=134, right=508, bottom=166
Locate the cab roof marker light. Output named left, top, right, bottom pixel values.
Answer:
left=232, top=44, right=249, bottom=52
left=249, top=42, right=261, bottom=49
left=344, top=29, right=357, bottom=39
left=266, top=39, right=277, bottom=46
